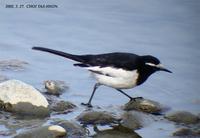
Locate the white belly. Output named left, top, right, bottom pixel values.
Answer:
left=87, top=66, right=139, bottom=89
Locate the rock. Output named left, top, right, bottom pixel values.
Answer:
left=77, top=111, right=120, bottom=125
left=0, top=80, right=49, bottom=117
left=0, top=59, right=28, bottom=71
left=50, top=100, right=76, bottom=113
left=123, top=99, right=162, bottom=114
left=54, top=120, right=87, bottom=138
left=93, top=125, right=142, bottom=138
left=121, top=111, right=143, bottom=130
left=165, top=111, right=199, bottom=124
left=14, top=125, right=67, bottom=138
left=172, top=127, right=200, bottom=136
left=0, top=75, right=8, bottom=82
left=44, top=80, right=68, bottom=95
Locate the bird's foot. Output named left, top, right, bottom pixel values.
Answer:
left=81, top=102, right=93, bottom=108
left=130, top=97, right=143, bottom=101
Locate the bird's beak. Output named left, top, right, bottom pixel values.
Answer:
left=157, top=64, right=172, bottom=73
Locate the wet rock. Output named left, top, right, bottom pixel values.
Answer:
left=165, top=111, right=199, bottom=124
left=0, top=131, right=15, bottom=137
left=0, top=75, right=8, bottom=82
left=172, top=127, right=200, bottom=136
left=44, top=80, right=68, bottom=95
left=77, top=111, right=120, bottom=125
left=93, top=125, right=141, bottom=138
left=0, top=59, right=28, bottom=71
left=0, top=80, right=49, bottom=117
left=121, top=111, right=143, bottom=130
left=14, top=125, right=67, bottom=138
left=54, top=120, right=87, bottom=138
left=123, top=98, right=162, bottom=114
left=50, top=100, right=76, bottom=113
left=0, top=113, right=46, bottom=131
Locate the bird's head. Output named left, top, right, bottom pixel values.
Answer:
left=141, top=55, right=172, bottom=73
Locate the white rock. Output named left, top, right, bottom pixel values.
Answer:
left=48, top=125, right=66, bottom=133
left=0, top=80, right=49, bottom=116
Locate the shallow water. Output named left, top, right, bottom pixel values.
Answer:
left=0, top=0, right=199, bottom=137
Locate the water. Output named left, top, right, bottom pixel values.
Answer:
left=0, top=0, right=199, bottom=137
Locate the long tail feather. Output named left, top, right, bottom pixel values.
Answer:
left=32, top=47, right=84, bottom=63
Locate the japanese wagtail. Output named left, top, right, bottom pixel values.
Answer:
left=32, top=47, right=172, bottom=107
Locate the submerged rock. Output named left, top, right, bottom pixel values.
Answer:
left=14, top=125, right=67, bottom=138
left=165, top=111, right=199, bottom=124
left=77, top=111, right=120, bottom=126
left=54, top=120, right=87, bottom=138
left=44, top=80, right=68, bottom=95
left=0, top=112, right=46, bottom=132
left=0, top=80, right=49, bottom=117
left=0, top=75, right=8, bottom=82
left=50, top=100, right=76, bottom=113
left=121, top=111, right=143, bottom=130
left=0, top=59, right=28, bottom=71
left=172, top=127, right=200, bottom=136
left=123, top=98, right=162, bottom=114
left=93, top=125, right=141, bottom=138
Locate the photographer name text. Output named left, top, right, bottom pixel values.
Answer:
left=5, top=4, right=58, bottom=8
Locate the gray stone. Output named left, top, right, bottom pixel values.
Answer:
left=77, top=111, right=120, bottom=125
left=50, top=100, right=76, bottom=113
left=121, top=111, right=143, bottom=130
left=123, top=99, right=162, bottom=114
left=44, top=80, right=68, bottom=95
left=172, top=127, right=200, bottom=136
left=55, top=120, right=87, bottom=138
left=14, top=125, right=67, bottom=138
left=165, top=111, right=199, bottom=124
left=0, top=80, right=49, bottom=117
left=93, top=125, right=142, bottom=138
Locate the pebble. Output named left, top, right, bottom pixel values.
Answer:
left=93, top=125, right=142, bottom=138
left=77, top=111, right=120, bottom=125
left=50, top=100, right=76, bottom=113
left=121, top=111, right=143, bottom=130
left=123, top=98, right=162, bottom=114
left=44, top=80, right=68, bottom=95
left=172, top=127, right=200, bottom=136
left=165, top=111, right=199, bottom=124
left=54, top=120, right=87, bottom=138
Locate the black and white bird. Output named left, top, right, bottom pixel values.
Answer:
left=32, top=47, right=172, bottom=107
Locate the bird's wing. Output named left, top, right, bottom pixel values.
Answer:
left=78, top=53, right=141, bottom=71
left=32, top=47, right=141, bottom=71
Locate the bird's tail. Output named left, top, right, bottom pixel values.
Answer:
left=32, top=47, right=85, bottom=63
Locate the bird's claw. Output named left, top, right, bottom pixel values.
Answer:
left=130, top=97, right=143, bottom=101
left=81, top=102, right=93, bottom=108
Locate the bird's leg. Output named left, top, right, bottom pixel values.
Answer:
left=81, top=83, right=100, bottom=107
left=116, top=89, right=143, bottom=101
left=116, top=89, right=133, bottom=100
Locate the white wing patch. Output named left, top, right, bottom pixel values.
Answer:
left=86, top=66, right=133, bottom=78
left=86, top=66, right=139, bottom=89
